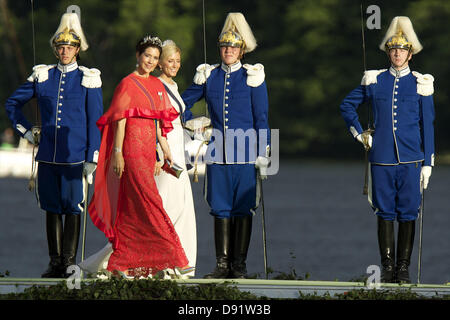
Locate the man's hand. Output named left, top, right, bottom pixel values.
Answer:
left=420, top=166, right=432, bottom=190
left=356, top=131, right=373, bottom=151
left=255, top=156, right=270, bottom=180
left=24, top=130, right=38, bottom=146
left=83, top=162, right=97, bottom=184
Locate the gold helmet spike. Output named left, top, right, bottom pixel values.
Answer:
left=53, top=27, right=81, bottom=48
left=380, top=16, right=423, bottom=55
left=219, top=12, right=257, bottom=53
left=218, top=30, right=245, bottom=50
left=50, top=13, right=88, bottom=52
left=385, top=30, right=412, bottom=51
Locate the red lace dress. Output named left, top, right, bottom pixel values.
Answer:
left=88, top=73, right=188, bottom=275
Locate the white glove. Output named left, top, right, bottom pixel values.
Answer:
left=255, top=156, right=270, bottom=180
left=193, top=64, right=214, bottom=85
left=185, top=139, right=207, bottom=160
left=193, top=127, right=213, bottom=142
left=193, top=130, right=206, bottom=141
left=356, top=132, right=372, bottom=150
left=24, top=130, right=38, bottom=146
left=83, top=162, right=97, bottom=185
left=420, top=166, right=432, bottom=190
left=185, top=117, right=212, bottom=142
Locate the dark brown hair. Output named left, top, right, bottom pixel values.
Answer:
left=136, top=35, right=163, bottom=56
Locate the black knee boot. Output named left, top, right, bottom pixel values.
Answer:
left=377, top=216, right=395, bottom=283
left=396, top=220, right=415, bottom=283
left=230, top=215, right=252, bottom=279
left=62, top=214, right=81, bottom=278
left=41, top=212, right=64, bottom=278
left=204, top=217, right=231, bottom=279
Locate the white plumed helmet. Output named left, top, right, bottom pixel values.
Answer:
left=218, top=12, right=257, bottom=53
left=50, top=13, right=89, bottom=52
left=379, top=16, right=423, bottom=55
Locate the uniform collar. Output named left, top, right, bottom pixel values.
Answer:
left=57, top=61, right=78, bottom=73
left=221, top=61, right=242, bottom=73
left=389, top=66, right=410, bottom=78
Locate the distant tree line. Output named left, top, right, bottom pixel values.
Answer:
left=0, top=0, right=449, bottom=162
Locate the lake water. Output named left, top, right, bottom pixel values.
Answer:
left=0, top=160, right=449, bottom=284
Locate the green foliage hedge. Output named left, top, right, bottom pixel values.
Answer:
left=0, top=278, right=261, bottom=300
left=1, top=277, right=448, bottom=300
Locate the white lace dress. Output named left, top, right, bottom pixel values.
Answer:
left=154, top=77, right=197, bottom=276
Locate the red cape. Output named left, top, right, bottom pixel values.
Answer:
left=88, top=73, right=178, bottom=248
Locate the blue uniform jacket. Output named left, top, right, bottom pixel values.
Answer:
left=5, top=62, right=103, bottom=164
left=181, top=61, right=270, bottom=164
left=340, top=67, right=435, bottom=166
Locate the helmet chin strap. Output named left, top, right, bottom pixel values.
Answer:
left=67, top=56, right=77, bottom=64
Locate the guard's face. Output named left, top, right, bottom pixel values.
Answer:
left=136, top=47, right=160, bottom=75
left=389, top=48, right=412, bottom=69
left=159, top=51, right=181, bottom=78
left=56, top=45, right=80, bottom=65
left=220, top=46, right=241, bottom=66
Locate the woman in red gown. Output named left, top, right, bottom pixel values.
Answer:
left=88, top=35, right=189, bottom=277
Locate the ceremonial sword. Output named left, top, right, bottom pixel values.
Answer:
left=360, top=3, right=374, bottom=195
left=259, top=172, right=269, bottom=280
left=417, top=187, right=425, bottom=284
left=81, top=177, right=89, bottom=274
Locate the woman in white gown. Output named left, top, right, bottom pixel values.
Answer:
left=154, top=40, right=197, bottom=277
left=79, top=40, right=197, bottom=279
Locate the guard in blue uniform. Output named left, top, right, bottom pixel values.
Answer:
left=182, top=13, right=270, bottom=278
left=340, top=17, right=435, bottom=283
left=4, top=13, right=103, bottom=278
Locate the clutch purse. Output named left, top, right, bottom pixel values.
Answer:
left=161, top=160, right=184, bottom=178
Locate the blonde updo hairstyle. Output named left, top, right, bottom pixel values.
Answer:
left=159, top=40, right=181, bottom=63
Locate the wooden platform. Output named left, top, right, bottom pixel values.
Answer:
left=1, top=277, right=449, bottom=299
